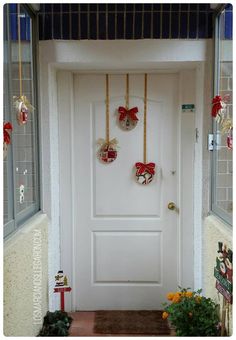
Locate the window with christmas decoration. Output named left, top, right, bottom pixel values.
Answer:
left=212, top=5, right=232, bottom=225
left=3, top=4, right=40, bottom=238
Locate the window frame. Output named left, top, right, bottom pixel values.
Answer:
left=211, top=4, right=232, bottom=226
left=4, top=4, right=40, bottom=238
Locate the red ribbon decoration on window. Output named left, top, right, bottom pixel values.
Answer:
left=118, top=106, right=139, bottom=121
left=135, top=162, right=156, bottom=175
left=4, top=122, right=13, bottom=145
left=211, top=95, right=223, bottom=117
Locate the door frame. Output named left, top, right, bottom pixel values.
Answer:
left=39, top=40, right=206, bottom=312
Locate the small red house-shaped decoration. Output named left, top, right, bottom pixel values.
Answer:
left=214, top=242, right=233, bottom=304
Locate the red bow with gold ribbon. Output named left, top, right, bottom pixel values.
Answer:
left=212, top=95, right=223, bottom=118
left=118, top=106, right=139, bottom=121
left=135, top=162, right=156, bottom=175
left=4, top=122, right=13, bottom=145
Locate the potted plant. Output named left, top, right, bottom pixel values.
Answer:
left=162, top=288, right=220, bottom=336
left=38, top=310, right=73, bottom=336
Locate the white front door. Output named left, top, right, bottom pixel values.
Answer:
left=58, top=73, right=181, bottom=310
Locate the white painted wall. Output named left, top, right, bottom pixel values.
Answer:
left=38, top=62, right=61, bottom=311
left=4, top=214, right=49, bottom=336
left=39, top=40, right=209, bottom=71
left=39, top=39, right=212, bottom=310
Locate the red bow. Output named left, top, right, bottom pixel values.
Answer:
left=135, top=162, right=156, bottom=175
left=212, top=95, right=222, bottom=104
left=211, top=95, right=223, bottom=117
left=4, top=122, right=13, bottom=145
left=118, top=106, right=139, bottom=121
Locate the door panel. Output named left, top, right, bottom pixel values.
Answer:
left=61, top=73, right=180, bottom=310
left=93, top=231, right=161, bottom=283
left=93, top=98, right=163, bottom=217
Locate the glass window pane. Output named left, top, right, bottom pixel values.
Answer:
left=10, top=5, right=38, bottom=215
left=4, top=4, right=39, bottom=236
left=213, top=9, right=233, bottom=223
left=3, top=4, right=14, bottom=225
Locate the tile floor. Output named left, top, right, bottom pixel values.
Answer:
left=68, top=312, right=175, bottom=337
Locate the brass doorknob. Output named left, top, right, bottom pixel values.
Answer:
left=168, top=202, right=179, bottom=212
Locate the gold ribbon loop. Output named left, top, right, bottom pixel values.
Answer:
left=106, top=74, right=110, bottom=143
left=144, top=74, right=147, bottom=164
left=17, top=4, right=23, bottom=97
left=126, top=74, right=129, bottom=109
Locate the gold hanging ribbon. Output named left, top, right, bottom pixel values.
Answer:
left=143, top=73, right=147, bottom=163
left=125, top=73, right=129, bottom=109
left=17, top=4, right=23, bottom=97
left=106, top=74, right=110, bottom=143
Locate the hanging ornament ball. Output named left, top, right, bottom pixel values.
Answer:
left=118, top=106, right=139, bottom=131
left=119, top=115, right=138, bottom=131
left=17, top=101, right=28, bottom=125
left=135, top=162, right=156, bottom=185
left=98, top=143, right=118, bottom=163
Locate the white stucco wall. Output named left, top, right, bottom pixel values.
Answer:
left=4, top=213, right=49, bottom=336
left=203, top=215, right=232, bottom=335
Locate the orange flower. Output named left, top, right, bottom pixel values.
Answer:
left=172, top=292, right=181, bottom=303
left=162, top=312, right=169, bottom=319
left=185, top=291, right=193, bottom=298
left=166, top=292, right=175, bottom=301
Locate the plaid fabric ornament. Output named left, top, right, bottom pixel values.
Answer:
left=97, top=139, right=118, bottom=164
left=97, top=75, right=119, bottom=164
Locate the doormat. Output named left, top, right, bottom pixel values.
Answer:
left=93, top=310, right=170, bottom=335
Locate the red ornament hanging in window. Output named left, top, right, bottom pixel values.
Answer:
left=14, top=6, right=34, bottom=126
left=211, top=94, right=232, bottom=149
left=3, top=122, right=13, bottom=159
